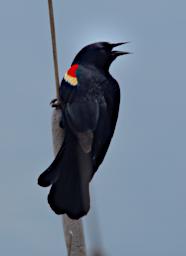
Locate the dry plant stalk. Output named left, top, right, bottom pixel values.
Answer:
left=51, top=109, right=86, bottom=256
left=48, top=1, right=87, bottom=254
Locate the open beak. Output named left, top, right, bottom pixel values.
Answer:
left=111, top=42, right=130, bottom=56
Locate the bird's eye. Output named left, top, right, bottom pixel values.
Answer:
left=97, top=46, right=105, bottom=50
left=98, top=43, right=110, bottom=52
left=97, top=43, right=108, bottom=50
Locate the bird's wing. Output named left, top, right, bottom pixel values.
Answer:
left=59, top=64, right=103, bottom=154
left=64, top=100, right=100, bottom=153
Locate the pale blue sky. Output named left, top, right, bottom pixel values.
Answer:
left=0, top=0, right=186, bottom=255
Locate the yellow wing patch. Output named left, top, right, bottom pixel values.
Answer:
left=64, top=73, right=78, bottom=86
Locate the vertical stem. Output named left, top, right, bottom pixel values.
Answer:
left=48, top=0, right=60, bottom=101
left=48, top=1, right=86, bottom=255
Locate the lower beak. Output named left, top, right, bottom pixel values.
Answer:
left=111, top=51, right=130, bottom=56
left=111, top=42, right=130, bottom=56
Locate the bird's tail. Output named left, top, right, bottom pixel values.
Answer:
left=38, top=133, right=92, bottom=219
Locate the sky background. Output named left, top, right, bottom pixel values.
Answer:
left=0, top=0, right=186, bottom=255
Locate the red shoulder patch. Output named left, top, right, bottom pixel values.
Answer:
left=64, top=64, right=79, bottom=86
left=67, top=64, right=79, bottom=78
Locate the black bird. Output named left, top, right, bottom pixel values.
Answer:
left=38, top=42, right=129, bottom=219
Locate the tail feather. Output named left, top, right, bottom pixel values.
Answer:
left=39, top=133, right=93, bottom=219
left=38, top=145, right=65, bottom=187
left=48, top=167, right=90, bottom=219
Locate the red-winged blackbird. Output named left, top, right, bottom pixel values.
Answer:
left=38, top=42, right=129, bottom=219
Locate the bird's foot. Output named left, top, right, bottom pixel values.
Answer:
left=50, top=98, right=61, bottom=109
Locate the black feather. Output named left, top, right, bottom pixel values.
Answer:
left=38, top=41, right=126, bottom=219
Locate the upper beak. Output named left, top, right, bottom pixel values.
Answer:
left=111, top=42, right=130, bottom=56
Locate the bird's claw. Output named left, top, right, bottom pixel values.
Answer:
left=50, top=98, right=61, bottom=109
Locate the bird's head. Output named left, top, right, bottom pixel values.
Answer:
left=72, top=42, right=130, bottom=70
